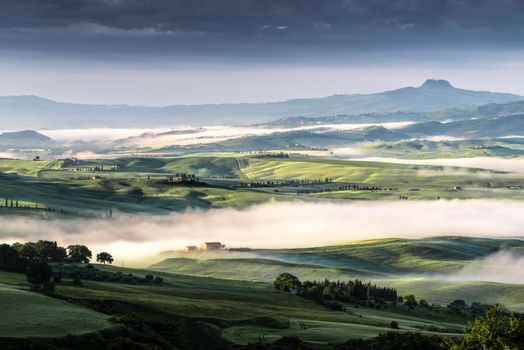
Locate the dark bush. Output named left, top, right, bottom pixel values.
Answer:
left=26, top=261, right=53, bottom=286
left=325, top=301, right=344, bottom=311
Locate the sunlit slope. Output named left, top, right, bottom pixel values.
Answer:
left=0, top=173, right=279, bottom=215
left=364, top=138, right=524, bottom=159
left=0, top=159, right=62, bottom=176
left=1, top=155, right=524, bottom=217
left=151, top=257, right=374, bottom=282
left=0, top=283, right=110, bottom=337
left=241, top=157, right=498, bottom=183
left=376, top=278, right=524, bottom=312
left=261, top=237, right=523, bottom=274
left=153, top=237, right=523, bottom=277
left=57, top=157, right=245, bottom=178
left=151, top=237, right=524, bottom=311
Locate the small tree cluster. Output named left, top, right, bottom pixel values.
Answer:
left=0, top=240, right=114, bottom=292
left=274, top=273, right=398, bottom=310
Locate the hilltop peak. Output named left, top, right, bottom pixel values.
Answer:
left=419, top=79, right=455, bottom=89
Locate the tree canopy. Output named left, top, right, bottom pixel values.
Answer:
left=67, top=244, right=92, bottom=264
left=444, top=305, right=524, bottom=350
left=96, top=252, right=114, bottom=265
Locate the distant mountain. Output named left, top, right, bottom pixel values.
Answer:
left=264, top=98, right=524, bottom=128
left=0, top=79, right=522, bottom=128
left=0, top=130, right=52, bottom=147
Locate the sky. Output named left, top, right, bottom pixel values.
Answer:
left=1, top=0, right=524, bottom=105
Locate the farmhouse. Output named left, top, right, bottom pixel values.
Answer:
left=184, top=245, right=198, bottom=252
left=199, top=242, right=224, bottom=251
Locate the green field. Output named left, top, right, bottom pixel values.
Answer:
left=151, top=237, right=524, bottom=311
left=0, top=154, right=523, bottom=218
left=362, top=138, right=524, bottom=159
left=0, top=236, right=522, bottom=347
left=0, top=282, right=110, bottom=337
left=0, top=266, right=466, bottom=345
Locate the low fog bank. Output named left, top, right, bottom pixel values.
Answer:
left=0, top=200, right=523, bottom=267
left=441, top=250, right=524, bottom=285
left=337, top=155, right=524, bottom=173
left=37, top=122, right=414, bottom=148
left=38, top=128, right=173, bottom=142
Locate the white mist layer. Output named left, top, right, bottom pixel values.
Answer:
left=0, top=200, right=523, bottom=266
left=339, top=156, right=524, bottom=173
left=37, top=122, right=414, bottom=146
left=39, top=128, right=173, bottom=142
left=442, top=251, right=524, bottom=285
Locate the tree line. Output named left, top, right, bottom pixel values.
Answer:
left=273, top=273, right=397, bottom=310
left=0, top=240, right=113, bottom=292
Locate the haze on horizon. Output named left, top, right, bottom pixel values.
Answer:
left=1, top=0, right=524, bottom=105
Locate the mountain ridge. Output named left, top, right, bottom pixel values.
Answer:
left=0, top=79, right=522, bottom=129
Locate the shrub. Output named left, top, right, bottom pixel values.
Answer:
left=26, top=261, right=53, bottom=286
left=390, top=321, right=400, bottom=329
left=325, top=301, right=344, bottom=311
left=273, top=273, right=300, bottom=292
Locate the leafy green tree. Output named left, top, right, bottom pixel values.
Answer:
left=36, top=240, right=67, bottom=262
left=67, top=244, right=92, bottom=263
left=419, top=299, right=431, bottom=309
left=16, top=242, right=40, bottom=261
left=448, top=299, right=467, bottom=309
left=56, top=246, right=67, bottom=262
left=96, top=252, right=114, bottom=265
left=444, top=305, right=524, bottom=350
left=403, top=294, right=418, bottom=309
left=273, top=273, right=301, bottom=292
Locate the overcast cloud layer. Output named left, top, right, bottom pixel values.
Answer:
left=0, top=1, right=523, bottom=104
left=2, top=0, right=524, bottom=60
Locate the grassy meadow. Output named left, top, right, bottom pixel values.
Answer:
left=0, top=153, right=522, bottom=347
left=0, top=263, right=466, bottom=346
left=0, top=153, right=523, bottom=218
left=0, top=280, right=110, bottom=338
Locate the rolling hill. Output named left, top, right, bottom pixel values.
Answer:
left=0, top=281, right=110, bottom=337
left=399, top=114, right=524, bottom=138
left=150, top=237, right=524, bottom=311
left=0, top=80, right=522, bottom=128
left=0, top=130, right=53, bottom=148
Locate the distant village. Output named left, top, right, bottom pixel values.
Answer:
left=184, top=242, right=226, bottom=252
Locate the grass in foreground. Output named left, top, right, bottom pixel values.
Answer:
left=0, top=283, right=110, bottom=338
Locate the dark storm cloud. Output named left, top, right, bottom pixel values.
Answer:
left=1, top=0, right=524, bottom=62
